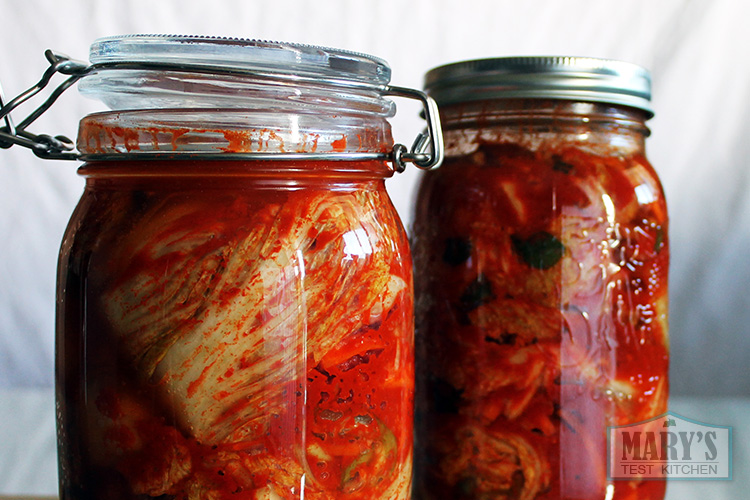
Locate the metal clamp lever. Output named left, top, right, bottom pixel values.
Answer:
left=0, top=50, right=89, bottom=160
left=382, top=85, right=443, bottom=171
left=0, top=50, right=444, bottom=170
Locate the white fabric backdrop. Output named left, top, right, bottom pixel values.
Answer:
left=1, top=0, right=749, bottom=397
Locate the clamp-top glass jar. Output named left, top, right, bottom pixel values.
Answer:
left=412, top=57, right=668, bottom=500
left=0, top=35, right=442, bottom=500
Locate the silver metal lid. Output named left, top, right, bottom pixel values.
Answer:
left=424, top=56, right=653, bottom=116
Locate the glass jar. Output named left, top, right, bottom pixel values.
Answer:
left=40, top=35, right=440, bottom=500
left=412, top=57, right=669, bottom=500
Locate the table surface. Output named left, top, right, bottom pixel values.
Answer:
left=0, top=389, right=745, bottom=498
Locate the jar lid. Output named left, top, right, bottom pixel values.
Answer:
left=424, top=56, right=653, bottom=116
left=78, top=35, right=397, bottom=117
left=88, top=34, right=392, bottom=87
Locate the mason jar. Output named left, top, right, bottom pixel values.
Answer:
left=412, top=57, right=669, bottom=500
left=0, top=35, right=444, bottom=500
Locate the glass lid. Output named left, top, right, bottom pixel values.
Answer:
left=88, top=35, right=392, bottom=86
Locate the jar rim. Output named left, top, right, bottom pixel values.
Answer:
left=424, top=56, right=653, bottom=117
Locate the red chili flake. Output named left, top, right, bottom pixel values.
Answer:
left=338, top=348, right=384, bottom=372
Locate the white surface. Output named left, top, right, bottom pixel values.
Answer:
left=0, top=389, right=57, bottom=494
left=1, top=0, right=750, bottom=395
left=0, top=390, right=744, bottom=497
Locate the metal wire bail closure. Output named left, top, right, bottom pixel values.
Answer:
left=0, top=50, right=89, bottom=159
left=0, top=49, right=444, bottom=170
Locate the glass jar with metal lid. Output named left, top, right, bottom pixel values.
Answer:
left=412, top=57, right=668, bottom=500
left=0, top=34, right=442, bottom=500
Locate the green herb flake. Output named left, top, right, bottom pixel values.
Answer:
left=511, top=232, right=565, bottom=270
left=552, top=156, right=575, bottom=174
left=654, top=227, right=665, bottom=253
left=443, top=237, right=472, bottom=266
left=459, top=275, right=495, bottom=311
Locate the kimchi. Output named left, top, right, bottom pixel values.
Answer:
left=413, top=96, right=669, bottom=500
